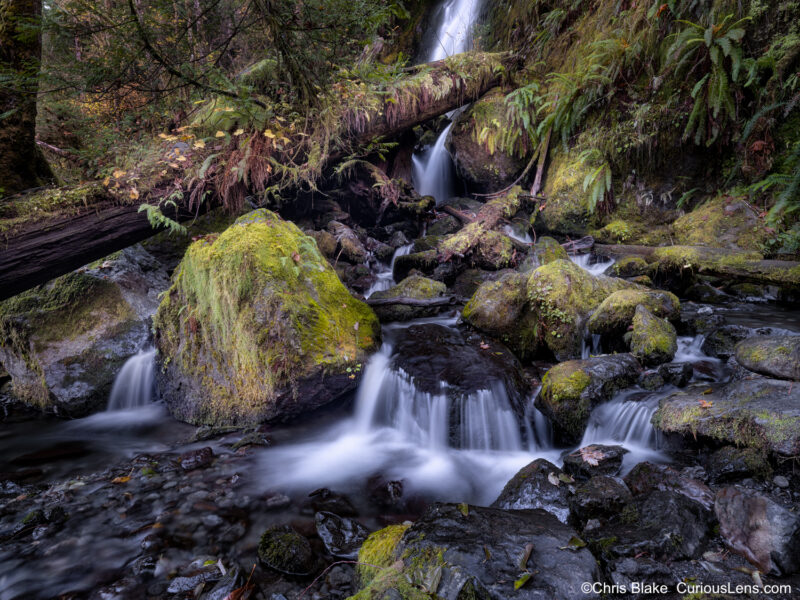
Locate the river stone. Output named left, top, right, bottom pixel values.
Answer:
left=462, top=272, right=542, bottom=361
left=327, top=220, right=368, bottom=264
left=629, top=305, right=677, bottom=366
left=587, top=289, right=680, bottom=337
left=715, top=486, right=800, bottom=575
left=491, top=458, right=571, bottom=523
left=370, top=275, right=447, bottom=322
left=532, top=237, right=568, bottom=264
left=700, top=325, right=796, bottom=360
left=314, top=511, right=369, bottom=559
left=606, top=256, right=648, bottom=278
left=527, top=259, right=635, bottom=360
left=653, top=379, right=800, bottom=455
left=734, top=335, right=800, bottom=381
left=704, top=446, right=772, bottom=483
left=0, top=246, right=167, bottom=417
left=562, top=445, right=628, bottom=480
left=535, top=354, right=641, bottom=442
left=657, top=362, right=693, bottom=387
left=395, top=503, right=602, bottom=600
left=568, top=476, right=632, bottom=526
left=154, top=209, right=380, bottom=427
left=623, top=462, right=714, bottom=509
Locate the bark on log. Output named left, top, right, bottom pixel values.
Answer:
left=366, top=295, right=464, bottom=307
left=0, top=51, right=516, bottom=301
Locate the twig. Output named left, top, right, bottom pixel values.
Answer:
left=297, top=560, right=384, bottom=599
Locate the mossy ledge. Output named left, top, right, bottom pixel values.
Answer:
left=153, top=209, right=380, bottom=426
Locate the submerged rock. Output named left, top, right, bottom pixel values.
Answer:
left=491, top=458, right=571, bottom=523
left=536, top=354, right=641, bottom=442
left=653, top=379, right=800, bottom=455
left=629, top=305, right=677, bottom=366
left=734, top=335, right=800, bottom=381
left=371, top=275, right=447, bottom=322
left=154, top=209, right=380, bottom=426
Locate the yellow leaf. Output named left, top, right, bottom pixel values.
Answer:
left=168, top=162, right=180, bottom=169
left=193, top=99, right=205, bottom=105
left=103, top=177, right=111, bottom=186
left=129, top=188, right=139, bottom=200
left=113, top=169, right=125, bottom=179
left=112, top=476, right=131, bottom=484
left=281, top=136, right=290, bottom=144
left=215, top=130, right=226, bottom=138
left=233, top=128, right=244, bottom=136
left=176, top=155, right=187, bottom=162
left=193, top=140, right=206, bottom=149
left=264, top=129, right=276, bottom=139
left=158, top=133, right=168, bottom=139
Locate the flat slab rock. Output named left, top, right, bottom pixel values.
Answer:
left=653, top=379, right=800, bottom=455
left=397, top=503, right=602, bottom=600
left=735, top=335, right=800, bottom=381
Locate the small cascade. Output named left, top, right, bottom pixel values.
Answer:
left=106, top=348, right=156, bottom=411
left=503, top=223, right=533, bottom=245
left=581, top=334, right=603, bottom=359
left=411, top=123, right=456, bottom=205
left=522, top=392, right=552, bottom=451
left=365, top=244, right=413, bottom=297
left=569, top=252, right=615, bottom=276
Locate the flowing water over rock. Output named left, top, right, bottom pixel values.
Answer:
left=569, top=252, right=616, bottom=276
left=106, top=348, right=156, bottom=411
left=364, top=244, right=413, bottom=297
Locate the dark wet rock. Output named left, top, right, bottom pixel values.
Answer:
left=657, top=362, right=693, bottom=387
left=653, top=379, right=800, bottom=455
left=392, top=323, right=531, bottom=419
left=678, top=306, right=726, bottom=335
left=258, top=525, right=316, bottom=576
left=392, top=249, right=439, bottom=282
left=587, top=289, right=680, bottom=338
left=307, top=229, right=338, bottom=258
left=700, top=325, right=796, bottom=360
left=562, top=445, right=628, bottom=480
left=462, top=271, right=542, bottom=361
left=704, top=446, right=771, bottom=483
left=327, top=220, right=368, bottom=264
left=637, top=370, right=664, bottom=390
left=308, top=488, right=357, bottom=517
left=586, top=490, right=712, bottom=562
left=387, top=230, right=411, bottom=248
left=315, top=511, right=369, bottom=559
left=367, top=476, right=404, bottom=510
left=533, top=237, right=568, bottom=265
left=427, top=214, right=461, bottom=237
left=366, top=237, right=395, bottom=263
left=491, top=458, right=571, bottom=523
left=535, top=354, right=640, bottom=442
left=715, top=486, right=800, bottom=575
left=371, top=275, right=447, bottom=322
left=623, top=462, right=714, bottom=509
left=179, top=447, right=213, bottom=471
left=734, top=335, right=800, bottom=381
left=685, top=281, right=730, bottom=303
left=568, top=476, right=632, bottom=526
left=371, top=503, right=603, bottom=600
left=167, top=569, right=221, bottom=594
left=630, top=305, right=677, bottom=366
left=606, top=256, right=649, bottom=278
left=201, top=566, right=244, bottom=600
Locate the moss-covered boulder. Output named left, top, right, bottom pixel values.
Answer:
left=462, top=272, right=541, bottom=361
left=354, top=523, right=410, bottom=590
left=672, top=197, right=770, bottom=252
left=258, top=525, right=316, bottom=576
left=526, top=259, right=633, bottom=359
left=535, top=354, right=641, bottom=442
left=393, top=249, right=438, bottom=281
left=653, top=380, right=800, bottom=456
left=0, top=247, right=167, bottom=416
left=446, top=88, right=528, bottom=193
left=371, top=275, right=447, bottom=322
left=734, top=335, right=800, bottom=381
left=153, top=209, right=381, bottom=426
left=327, top=220, right=368, bottom=264
left=629, top=305, right=677, bottom=366
left=533, top=236, right=568, bottom=264
left=535, top=149, right=596, bottom=236
left=587, top=289, right=679, bottom=337
left=606, top=256, right=649, bottom=278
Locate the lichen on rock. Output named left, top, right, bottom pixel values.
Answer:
left=629, top=304, right=677, bottom=366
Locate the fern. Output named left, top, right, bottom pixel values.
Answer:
left=578, top=149, right=613, bottom=214
left=138, top=202, right=188, bottom=236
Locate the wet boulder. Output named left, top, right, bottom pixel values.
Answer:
left=392, top=249, right=439, bottom=282
left=327, top=220, right=368, bottom=264
left=462, top=272, right=542, bottom=361
left=370, top=275, right=447, bottom=322
left=532, top=237, right=568, bottom=265
left=562, top=445, right=628, bottom=480
left=527, top=259, right=634, bottom=359
left=605, top=256, right=648, bottom=278
left=307, top=229, right=338, bottom=259
left=568, top=476, right=632, bottom=527
left=700, top=324, right=797, bottom=360
left=704, top=446, right=772, bottom=483
left=536, top=354, right=641, bottom=442
left=314, top=511, right=369, bottom=559
left=657, top=362, right=693, bottom=387
left=623, top=462, right=714, bottom=509
left=653, top=379, right=800, bottom=456
left=355, top=503, right=602, bottom=600
left=0, top=246, right=168, bottom=417
left=154, top=209, right=381, bottom=426
left=354, top=523, right=410, bottom=589
left=734, top=335, right=800, bottom=381
left=258, top=525, right=316, bottom=576
left=586, top=289, right=679, bottom=338
left=491, top=458, right=571, bottom=523
left=535, top=149, right=597, bottom=236
left=629, top=305, right=677, bottom=366
left=715, top=486, right=800, bottom=575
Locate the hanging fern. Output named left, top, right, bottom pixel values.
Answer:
left=577, top=148, right=613, bottom=214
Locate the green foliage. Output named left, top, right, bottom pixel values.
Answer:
left=577, top=148, right=613, bottom=214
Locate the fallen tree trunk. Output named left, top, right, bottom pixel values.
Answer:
left=0, top=51, right=516, bottom=301
left=366, top=295, right=464, bottom=307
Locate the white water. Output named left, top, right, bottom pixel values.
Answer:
left=504, top=223, right=533, bottom=245
left=569, top=252, right=616, bottom=276
left=411, top=0, right=481, bottom=204
left=106, top=348, right=156, bottom=411
left=364, top=244, right=413, bottom=298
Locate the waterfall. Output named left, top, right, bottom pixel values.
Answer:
left=365, top=244, right=413, bottom=298
left=411, top=0, right=481, bottom=204
left=569, top=252, right=616, bottom=276
left=106, top=348, right=155, bottom=411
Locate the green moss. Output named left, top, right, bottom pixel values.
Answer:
left=533, top=237, right=569, bottom=264
left=672, top=197, right=769, bottom=251
left=537, top=149, right=596, bottom=236
left=630, top=305, right=677, bottom=366
left=0, top=183, right=106, bottom=235
left=154, top=209, right=380, bottom=425
left=540, top=362, right=592, bottom=435
left=587, top=288, right=679, bottom=336
left=607, top=256, right=648, bottom=278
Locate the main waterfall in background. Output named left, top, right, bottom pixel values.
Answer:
left=411, top=0, right=481, bottom=204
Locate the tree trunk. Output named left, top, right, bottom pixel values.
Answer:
left=0, top=0, right=52, bottom=196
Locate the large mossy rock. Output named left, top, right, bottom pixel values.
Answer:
left=352, top=503, right=602, bottom=600
left=734, top=335, right=800, bottom=381
left=445, top=88, right=528, bottom=193
left=526, top=259, right=633, bottom=359
left=0, top=247, right=167, bottom=416
left=535, top=150, right=596, bottom=236
left=586, top=289, right=679, bottom=337
left=462, top=272, right=541, bottom=361
left=672, top=197, right=770, bottom=252
left=532, top=236, right=568, bottom=265
left=535, top=354, right=641, bottom=442
left=153, top=209, right=380, bottom=426
left=629, top=305, right=677, bottom=366
left=371, top=275, right=447, bottom=322
left=653, top=379, right=800, bottom=456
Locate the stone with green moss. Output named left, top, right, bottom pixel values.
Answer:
left=526, top=259, right=634, bottom=359
left=652, top=380, right=800, bottom=456
left=672, top=197, right=769, bottom=252
left=629, top=305, right=677, bottom=366
left=462, top=272, right=541, bottom=361
left=606, top=256, right=648, bottom=278
left=258, top=525, right=316, bottom=576
left=153, top=209, right=380, bottom=426
left=587, top=289, right=679, bottom=337
left=371, top=275, right=447, bottom=322
left=536, top=354, right=641, bottom=442
left=535, top=149, right=597, bottom=236
left=355, top=523, right=410, bottom=588
left=533, top=237, right=568, bottom=265
left=734, top=335, right=800, bottom=381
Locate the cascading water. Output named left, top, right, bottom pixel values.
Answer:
left=364, top=244, right=413, bottom=298
left=411, top=0, right=481, bottom=204
left=106, top=348, right=156, bottom=411
left=569, top=252, right=616, bottom=276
